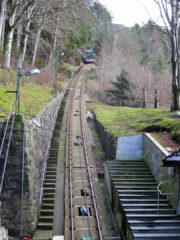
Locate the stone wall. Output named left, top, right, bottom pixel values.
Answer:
left=1, top=85, right=68, bottom=237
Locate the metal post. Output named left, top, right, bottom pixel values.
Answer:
left=20, top=122, right=25, bottom=238
left=54, top=52, right=59, bottom=96
left=16, top=68, right=21, bottom=115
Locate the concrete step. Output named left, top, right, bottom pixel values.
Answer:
left=45, top=171, right=56, bottom=176
left=129, top=219, right=180, bottom=226
left=115, top=185, right=157, bottom=190
left=125, top=208, right=175, bottom=214
left=42, top=198, right=55, bottom=204
left=109, top=167, right=150, bottom=171
left=46, top=167, right=57, bottom=172
left=122, top=203, right=171, bottom=209
left=113, top=180, right=157, bottom=185
left=44, top=183, right=56, bottom=188
left=45, top=175, right=56, bottom=180
left=110, top=170, right=152, bottom=174
left=120, top=199, right=168, bottom=204
left=43, top=188, right=56, bottom=193
left=108, top=164, right=147, bottom=168
left=107, top=161, right=145, bottom=165
left=119, top=194, right=165, bottom=199
left=45, top=179, right=56, bottom=184
left=127, top=214, right=178, bottom=220
left=41, top=204, right=54, bottom=210
left=46, top=163, right=57, bottom=167
left=37, top=222, right=53, bottom=230
left=133, top=232, right=180, bottom=240
left=39, top=216, right=54, bottom=223
left=131, top=225, right=180, bottom=233
left=117, top=189, right=157, bottom=194
left=40, top=209, right=54, bottom=216
left=43, top=193, right=55, bottom=198
left=112, top=175, right=154, bottom=179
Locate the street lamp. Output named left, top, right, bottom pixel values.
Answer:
left=54, top=52, right=64, bottom=96
left=16, top=68, right=40, bottom=115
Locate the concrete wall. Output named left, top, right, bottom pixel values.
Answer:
left=116, top=135, right=143, bottom=160
left=143, top=133, right=179, bottom=209
left=143, top=133, right=169, bottom=182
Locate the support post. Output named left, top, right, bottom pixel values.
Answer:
left=16, top=68, right=21, bottom=115
left=54, top=52, right=59, bottom=96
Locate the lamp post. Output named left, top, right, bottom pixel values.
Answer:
left=16, top=68, right=40, bottom=115
left=54, top=51, right=64, bottom=96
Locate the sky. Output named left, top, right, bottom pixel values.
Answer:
left=98, top=0, right=162, bottom=27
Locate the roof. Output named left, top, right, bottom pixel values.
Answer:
left=162, top=149, right=180, bottom=167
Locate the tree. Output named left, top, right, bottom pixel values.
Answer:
left=3, top=0, right=39, bottom=69
left=106, top=69, right=132, bottom=106
left=153, top=0, right=180, bottom=110
left=0, top=0, right=6, bottom=46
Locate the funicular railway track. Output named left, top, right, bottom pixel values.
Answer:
left=65, top=68, right=103, bottom=240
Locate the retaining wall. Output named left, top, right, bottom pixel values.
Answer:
left=1, top=86, right=67, bottom=237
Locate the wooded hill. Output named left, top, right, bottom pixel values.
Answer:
left=0, top=0, right=112, bottom=71
left=95, top=21, right=172, bottom=109
left=0, top=0, right=113, bottom=119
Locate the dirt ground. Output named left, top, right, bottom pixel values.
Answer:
left=153, top=132, right=180, bottom=153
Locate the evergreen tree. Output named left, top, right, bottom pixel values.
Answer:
left=106, top=69, right=132, bottom=106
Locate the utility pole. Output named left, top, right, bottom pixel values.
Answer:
left=54, top=51, right=64, bottom=96
left=54, top=51, right=59, bottom=96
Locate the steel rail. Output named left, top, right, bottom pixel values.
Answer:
left=76, top=78, right=93, bottom=239
left=67, top=68, right=102, bottom=239
left=67, top=87, right=76, bottom=240
left=79, top=75, right=103, bottom=240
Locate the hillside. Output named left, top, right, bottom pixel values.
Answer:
left=86, top=66, right=180, bottom=151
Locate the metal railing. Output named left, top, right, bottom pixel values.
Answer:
left=0, top=93, right=19, bottom=194
left=0, top=96, right=14, bottom=156
left=157, top=180, right=178, bottom=215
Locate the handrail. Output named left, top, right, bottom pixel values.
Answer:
left=0, top=96, right=15, bottom=156
left=157, top=180, right=178, bottom=215
left=0, top=92, right=20, bottom=194
left=20, top=121, right=26, bottom=238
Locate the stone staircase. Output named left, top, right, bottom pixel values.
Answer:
left=33, top=99, right=66, bottom=239
left=107, top=160, right=180, bottom=240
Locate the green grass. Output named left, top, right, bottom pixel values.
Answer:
left=91, top=102, right=180, bottom=138
left=0, top=82, right=54, bottom=119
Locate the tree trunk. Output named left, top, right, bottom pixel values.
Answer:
left=170, top=0, right=180, bottom=110
left=31, top=25, right=43, bottom=67
left=142, top=87, right=147, bottom=108
left=17, top=20, right=31, bottom=68
left=154, top=89, right=160, bottom=109
left=3, top=28, right=14, bottom=69
left=16, top=23, right=22, bottom=50
left=0, top=0, right=6, bottom=46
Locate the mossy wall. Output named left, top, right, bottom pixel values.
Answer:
left=94, top=116, right=116, bottom=159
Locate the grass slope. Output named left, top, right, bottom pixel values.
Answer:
left=0, top=82, right=54, bottom=120
left=91, top=102, right=180, bottom=140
